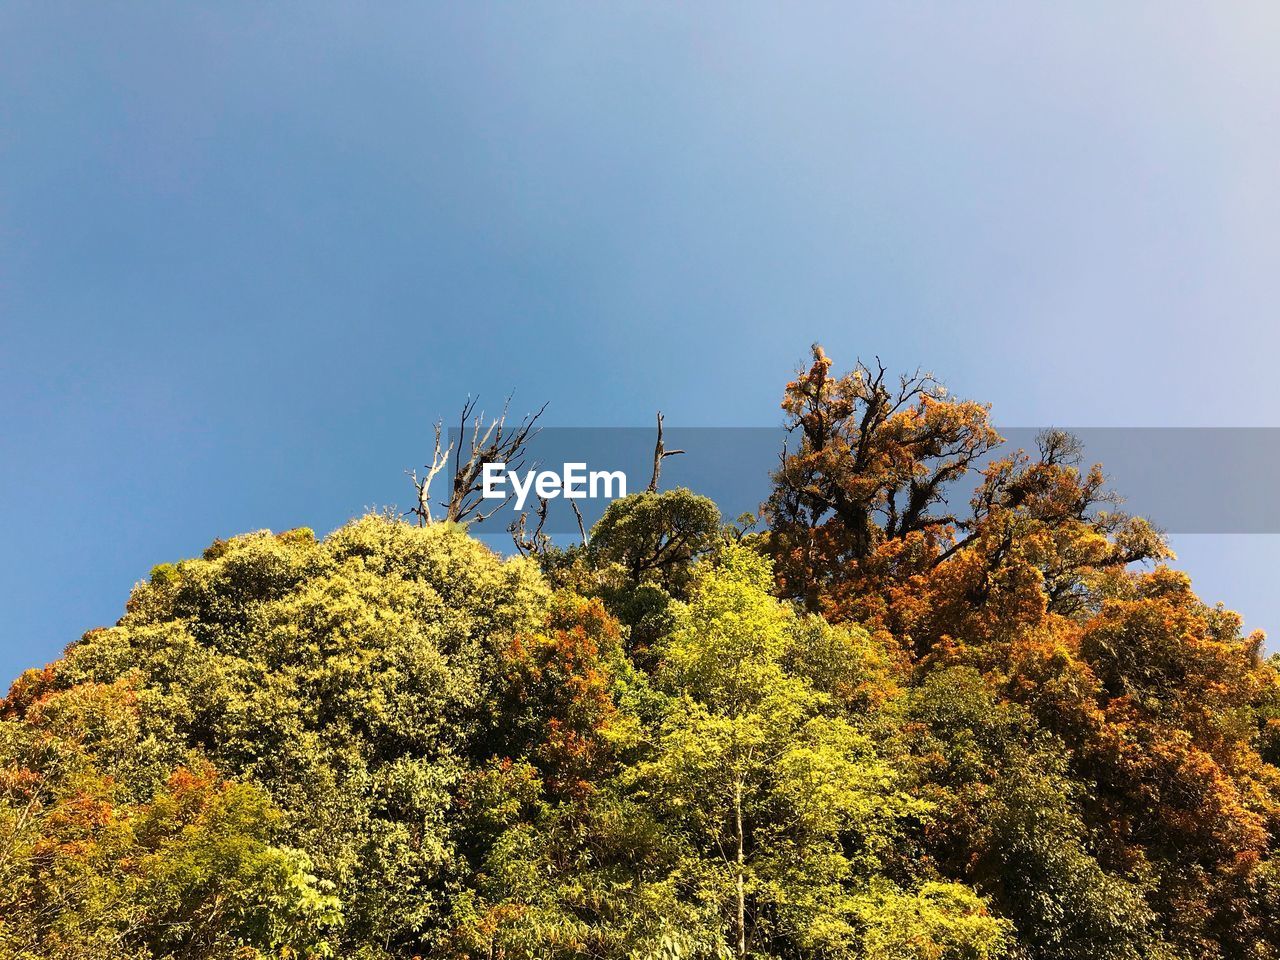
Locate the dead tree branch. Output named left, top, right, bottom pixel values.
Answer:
left=647, top=411, right=685, bottom=493
left=410, top=395, right=547, bottom=526
left=570, top=500, right=587, bottom=545
left=407, top=421, right=453, bottom=525
left=509, top=496, right=552, bottom=557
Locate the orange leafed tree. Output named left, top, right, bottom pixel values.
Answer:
left=766, top=345, right=1168, bottom=656
left=766, top=346, right=1280, bottom=958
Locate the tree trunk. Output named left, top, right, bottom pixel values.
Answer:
left=735, top=779, right=746, bottom=959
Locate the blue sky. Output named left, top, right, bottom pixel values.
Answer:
left=3, top=3, right=1279, bottom=683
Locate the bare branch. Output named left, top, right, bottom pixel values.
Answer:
left=410, top=396, right=548, bottom=526
left=570, top=499, right=587, bottom=545
left=509, top=496, right=552, bottom=557
left=647, top=411, right=686, bottom=493
left=445, top=396, right=547, bottom=525
left=407, top=420, right=453, bottom=526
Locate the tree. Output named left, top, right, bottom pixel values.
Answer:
left=636, top=544, right=1010, bottom=960
left=647, top=410, right=686, bottom=493
left=1002, top=569, right=1280, bottom=959
left=766, top=346, right=1167, bottom=656
left=6, top=348, right=1279, bottom=960
left=0, top=680, right=338, bottom=959
left=909, top=667, right=1169, bottom=960
left=590, top=488, right=721, bottom=595
left=409, top=396, right=546, bottom=526
left=8, top=516, right=549, bottom=959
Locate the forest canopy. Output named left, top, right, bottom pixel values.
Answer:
left=3, top=347, right=1278, bottom=960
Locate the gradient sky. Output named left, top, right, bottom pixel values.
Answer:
left=3, top=3, right=1280, bottom=684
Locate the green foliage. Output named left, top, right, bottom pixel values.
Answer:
left=4, top=429, right=1279, bottom=960
left=551, top=488, right=724, bottom=657
left=5, top=516, right=549, bottom=958
left=0, top=701, right=339, bottom=959
left=631, top=546, right=1011, bottom=959
left=909, top=668, right=1170, bottom=960
left=589, top=488, right=722, bottom=596
left=857, top=881, right=1012, bottom=960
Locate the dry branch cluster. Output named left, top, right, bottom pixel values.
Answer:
left=408, top=396, right=546, bottom=526
left=410, top=402, right=682, bottom=558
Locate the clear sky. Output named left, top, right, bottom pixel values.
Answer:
left=3, top=3, right=1279, bottom=684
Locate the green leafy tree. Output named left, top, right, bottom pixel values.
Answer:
left=590, top=489, right=722, bottom=597
left=909, top=668, right=1174, bottom=960
left=636, top=544, right=1010, bottom=959
left=7, top=516, right=549, bottom=959
left=5, top=352, right=1280, bottom=960
left=0, top=681, right=338, bottom=959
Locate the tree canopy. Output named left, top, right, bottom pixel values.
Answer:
left=3, top=349, right=1277, bottom=959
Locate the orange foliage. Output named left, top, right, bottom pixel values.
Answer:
left=495, top=595, right=625, bottom=800
left=766, top=348, right=1280, bottom=955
